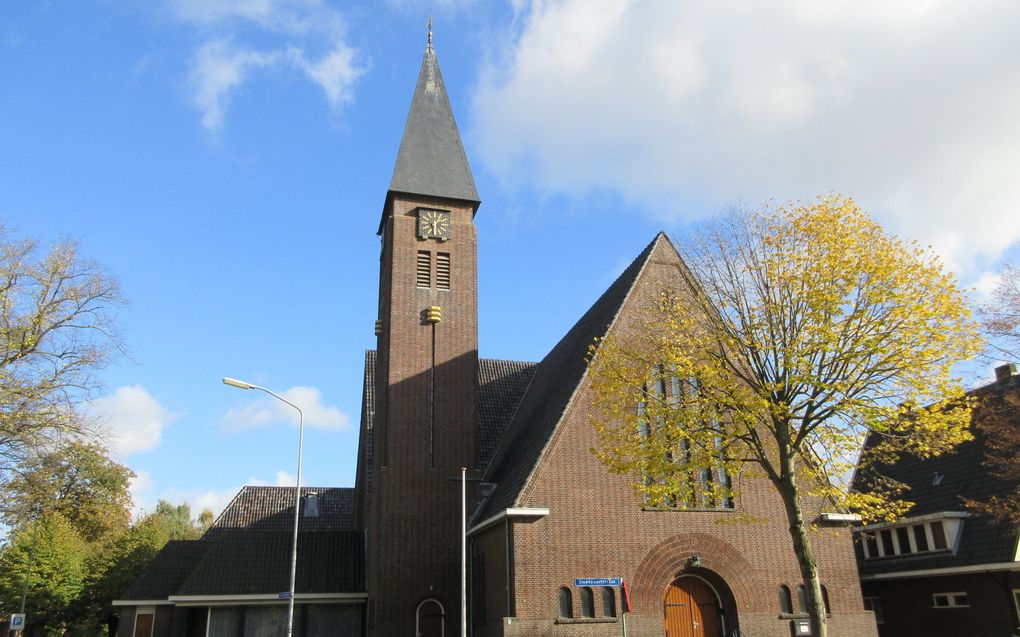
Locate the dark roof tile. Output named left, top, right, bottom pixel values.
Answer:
left=475, top=234, right=669, bottom=521
left=119, top=541, right=208, bottom=601
left=206, top=486, right=354, bottom=536
left=176, top=530, right=364, bottom=596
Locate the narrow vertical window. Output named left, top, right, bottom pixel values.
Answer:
left=863, top=532, right=879, bottom=558
left=821, top=585, right=830, bottom=613
left=436, top=252, right=450, bottom=290
left=797, top=585, right=808, bottom=613
left=558, top=587, right=573, bottom=618
left=913, top=524, right=929, bottom=552
left=580, top=587, right=595, bottom=618
left=779, top=585, right=793, bottom=614
left=601, top=587, right=616, bottom=617
left=896, top=526, right=912, bottom=554
left=417, top=250, right=431, bottom=288
left=930, top=521, right=948, bottom=550
left=880, top=529, right=895, bottom=556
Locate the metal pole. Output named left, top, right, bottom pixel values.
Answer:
left=224, top=379, right=304, bottom=637
left=461, top=467, right=467, bottom=637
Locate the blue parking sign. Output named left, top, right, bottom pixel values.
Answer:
left=10, top=614, right=25, bottom=631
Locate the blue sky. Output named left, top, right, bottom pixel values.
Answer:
left=3, top=0, right=1019, bottom=517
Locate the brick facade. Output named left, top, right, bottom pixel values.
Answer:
left=359, top=42, right=878, bottom=637
left=462, top=243, right=877, bottom=637
left=367, top=190, right=484, bottom=636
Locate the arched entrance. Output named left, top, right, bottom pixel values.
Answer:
left=663, top=575, right=724, bottom=637
left=416, top=599, right=445, bottom=637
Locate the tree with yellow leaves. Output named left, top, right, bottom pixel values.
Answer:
left=587, top=196, right=982, bottom=637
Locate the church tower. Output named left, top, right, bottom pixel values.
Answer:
left=366, top=32, right=480, bottom=637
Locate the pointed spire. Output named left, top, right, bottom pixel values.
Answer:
left=387, top=32, right=480, bottom=208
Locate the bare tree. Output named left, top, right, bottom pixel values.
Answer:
left=0, top=226, right=123, bottom=487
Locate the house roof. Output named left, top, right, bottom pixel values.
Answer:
left=475, top=233, right=670, bottom=521
left=119, top=540, right=208, bottom=601
left=117, top=484, right=365, bottom=603
left=176, top=530, right=364, bottom=596
left=206, top=486, right=354, bottom=536
left=383, top=43, right=479, bottom=231
left=856, top=375, right=1020, bottom=575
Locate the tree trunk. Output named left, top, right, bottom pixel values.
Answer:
left=777, top=449, right=828, bottom=637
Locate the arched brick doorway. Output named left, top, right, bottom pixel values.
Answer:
left=416, top=599, right=444, bottom=637
left=664, top=575, right=722, bottom=637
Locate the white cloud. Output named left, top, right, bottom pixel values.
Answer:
left=221, top=385, right=349, bottom=431
left=274, top=470, right=297, bottom=486
left=88, top=385, right=176, bottom=458
left=290, top=44, right=365, bottom=109
left=172, top=0, right=365, bottom=130
left=190, top=40, right=282, bottom=130
left=471, top=0, right=1020, bottom=273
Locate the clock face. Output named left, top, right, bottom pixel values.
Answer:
left=417, top=209, right=451, bottom=241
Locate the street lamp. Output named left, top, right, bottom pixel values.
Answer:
left=223, top=377, right=305, bottom=637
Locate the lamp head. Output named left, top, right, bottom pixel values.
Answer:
left=223, top=377, right=255, bottom=390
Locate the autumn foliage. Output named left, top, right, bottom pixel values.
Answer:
left=588, top=196, right=982, bottom=637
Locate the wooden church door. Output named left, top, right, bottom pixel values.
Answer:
left=663, top=576, right=722, bottom=637
left=417, top=599, right=444, bottom=637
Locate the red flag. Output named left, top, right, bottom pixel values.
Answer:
left=621, top=580, right=633, bottom=613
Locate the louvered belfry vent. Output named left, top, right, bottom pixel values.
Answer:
left=436, top=252, right=451, bottom=290
left=417, top=250, right=431, bottom=288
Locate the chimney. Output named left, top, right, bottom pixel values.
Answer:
left=994, top=363, right=1017, bottom=383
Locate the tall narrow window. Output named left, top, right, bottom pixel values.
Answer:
left=880, top=529, right=895, bottom=556
left=913, top=524, right=929, bottom=552
left=896, top=526, right=912, bottom=554
left=580, top=587, right=595, bottom=618
left=821, top=585, right=830, bottom=613
left=797, top=585, right=808, bottom=613
left=601, top=587, right=617, bottom=617
left=779, top=585, right=793, bottom=614
left=930, top=521, right=948, bottom=550
left=417, top=250, right=431, bottom=288
left=436, top=252, right=450, bottom=290
left=558, top=587, right=573, bottom=618
left=863, top=532, right=879, bottom=558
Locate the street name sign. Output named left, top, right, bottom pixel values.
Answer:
left=574, top=578, right=622, bottom=587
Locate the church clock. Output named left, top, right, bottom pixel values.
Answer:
left=417, top=208, right=451, bottom=241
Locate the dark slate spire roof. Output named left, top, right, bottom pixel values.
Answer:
left=475, top=234, right=673, bottom=522
left=387, top=44, right=480, bottom=209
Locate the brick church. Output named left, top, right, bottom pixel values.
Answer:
left=114, top=40, right=879, bottom=637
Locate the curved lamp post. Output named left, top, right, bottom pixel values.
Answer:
left=223, top=377, right=305, bottom=637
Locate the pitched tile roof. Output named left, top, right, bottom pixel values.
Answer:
left=117, top=485, right=366, bottom=603
left=356, top=353, right=537, bottom=503
left=207, top=486, right=354, bottom=536
left=176, top=530, right=364, bottom=596
left=475, top=234, right=669, bottom=521
left=856, top=376, right=1020, bottom=574
left=477, top=358, right=537, bottom=469
left=119, top=540, right=208, bottom=601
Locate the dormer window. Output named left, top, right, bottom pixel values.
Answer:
left=932, top=472, right=944, bottom=486
left=856, top=511, right=966, bottom=558
left=304, top=493, right=319, bottom=518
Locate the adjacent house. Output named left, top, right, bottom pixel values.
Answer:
left=853, top=364, right=1020, bottom=637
